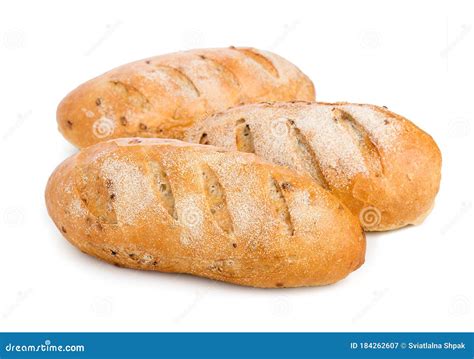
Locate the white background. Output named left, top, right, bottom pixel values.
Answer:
left=0, top=0, right=472, bottom=332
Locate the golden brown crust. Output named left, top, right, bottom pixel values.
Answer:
left=45, top=138, right=365, bottom=288
left=185, top=102, right=442, bottom=231
left=57, top=47, right=315, bottom=148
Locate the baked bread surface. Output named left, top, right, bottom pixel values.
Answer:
left=45, top=138, right=365, bottom=288
left=57, top=47, right=315, bottom=148
left=185, top=101, right=442, bottom=231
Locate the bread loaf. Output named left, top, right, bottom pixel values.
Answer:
left=185, top=102, right=442, bottom=231
left=45, top=138, right=365, bottom=288
left=57, top=47, right=315, bottom=148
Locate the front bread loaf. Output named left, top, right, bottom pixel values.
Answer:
left=45, top=138, right=365, bottom=288
left=185, top=102, right=442, bottom=231
left=57, top=47, right=315, bottom=148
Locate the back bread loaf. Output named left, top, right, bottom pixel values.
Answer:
left=45, top=138, right=365, bottom=288
left=185, top=102, right=442, bottom=231
left=57, top=47, right=315, bottom=148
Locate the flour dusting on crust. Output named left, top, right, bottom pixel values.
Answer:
left=101, top=157, right=155, bottom=225
left=186, top=102, right=403, bottom=188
